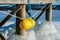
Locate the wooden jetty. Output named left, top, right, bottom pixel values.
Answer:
left=0, top=0, right=57, bottom=4
left=0, top=0, right=57, bottom=40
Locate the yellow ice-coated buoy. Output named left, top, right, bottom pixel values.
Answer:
left=28, top=18, right=35, bottom=28
left=19, top=18, right=35, bottom=30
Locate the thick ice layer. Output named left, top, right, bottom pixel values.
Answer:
left=35, top=20, right=57, bottom=40
left=8, top=30, right=36, bottom=40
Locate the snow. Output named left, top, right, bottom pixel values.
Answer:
left=0, top=21, right=60, bottom=40
left=35, top=20, right=58, bottom=40
left=8, top=30, right=36, bottom=40
left=53, top=22, right=60, bottom=32
left=35, top=20, right=57, bottom=33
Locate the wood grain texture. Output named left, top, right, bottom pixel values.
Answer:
left=16, top=4, right=26, bottom=35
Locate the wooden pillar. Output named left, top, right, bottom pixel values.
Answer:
left=16, top=4, right=26, bottom=35
left=46, top=3, right=52, bottom=23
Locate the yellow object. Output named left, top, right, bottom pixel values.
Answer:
left=19, top=18, right=35, bottom=30
left=28, top=18, right=35, bottom=28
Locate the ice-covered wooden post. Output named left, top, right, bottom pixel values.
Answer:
left=34, top=0, right=58, bottom=40
left=16, top=4, right=26, bottom=35
left=46, top=3, right=52, bottom=23
left=35, top=3, right=57, bottom=40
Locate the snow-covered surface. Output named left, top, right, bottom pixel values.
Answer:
left=0, top=21, right=60, bottom=40
left=37, top=21, right=57, bottom=33
left=8, top=30, right=36, bottom=40
left=53, top=22, right=60, bottom=32
left=35, top=20, right=58, bottom=40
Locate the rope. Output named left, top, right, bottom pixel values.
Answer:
left=26, top=0, right=32, bottom=17
left=35, top=4, right=51, bottom=21
left=26, top=0, right=46, bottom=18
left=0, top=4, right=50, bottom=39
left=0, top=4, right=47, bottom=20
left=0, top=11, right=23, bottom=20
left=0, top=5, right=23, bottom=20
left=32, top=4, right=47, bottom=17
left=0, top=0, right=48, bottom=20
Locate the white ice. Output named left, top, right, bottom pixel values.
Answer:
left=1, top=20, right=60, bottom=40
left=8, top=30, right=36, bottom=40
left=35, top=20, right=57, bottom=40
